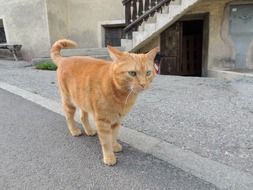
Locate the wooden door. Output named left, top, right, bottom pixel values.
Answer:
left=160, top=20, right=203, bottom=76
left=182, top=34, right=202, bottom=76
left=160, top=22, right=182, bottom=75
left=104, top=26, right=124, bottom=46
left=182, top=20, right=203, bottom=76
left=0, top=19, right=6, bottom=43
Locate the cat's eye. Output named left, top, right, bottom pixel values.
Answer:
left=128, top=71, right=137, bottom=77
left=146, top=70, right=152, bottom=76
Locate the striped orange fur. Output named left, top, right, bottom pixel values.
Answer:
left=51, top=39, right=158, bottom=165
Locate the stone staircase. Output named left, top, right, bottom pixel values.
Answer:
left=60, top=48, right=111, bottom=60
left=121, top=0, right=201, bottom=51
left=32, top=47, right=123, bottom=64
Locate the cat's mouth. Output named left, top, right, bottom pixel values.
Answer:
left=133, top=86, right=147, bottom=93
left=127, top=84, right=149, bottom=94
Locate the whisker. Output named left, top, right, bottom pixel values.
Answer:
left=123, top=87, right=134, bottom=112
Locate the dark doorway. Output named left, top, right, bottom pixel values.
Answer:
left=182, top=20, right=203, bottom=76
left=0, top=19, right=7, bottom=43
left=104, top=25, right=125, bottom=47
left=160, top=20, right=204, bottom=76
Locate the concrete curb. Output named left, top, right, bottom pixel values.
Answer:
left=208, top=69, right=253, bottom=81
left=1, top=81, right=253, bottom=190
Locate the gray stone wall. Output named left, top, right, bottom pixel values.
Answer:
left=189, top=0, right=253, bottom=70
left=46, top=0, right=68, bottom=45
left=45, top=0, right=125, bottom=49
left=0, top=0, right=51, bottom=60
left=0, top=0, right=124, bottom=60
left=66, top=0, right=124, bottom=48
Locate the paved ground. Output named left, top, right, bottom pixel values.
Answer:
left=0, top=88, right=218, bottom=190
left=0, top=61, right=59, bottom=101
left=128, top=75, right=253, bottom=175
left=0, top=60, right=252, bottom=176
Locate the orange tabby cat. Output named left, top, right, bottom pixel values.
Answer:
left=51, top=39, right=158, bottom=166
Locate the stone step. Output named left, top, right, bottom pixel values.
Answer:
left=62, top=46, right=124, bottom=56
left=40, top=47, right=124, bottom=57
left=32, top=47, right=126, bottom=64
left=32, top=54, right=112, bottom=65
left=120, top=39, right=133, bottom=51
left=144, top=23, right=156, bottom=33
left=61, top=48, right=109, bottom=57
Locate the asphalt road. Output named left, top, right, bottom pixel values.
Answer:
left=0, top=89, right=218, bottom=190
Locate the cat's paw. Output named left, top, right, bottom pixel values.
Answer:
left=85, top=129, right=97, bottom=136
left=70, top=128, right=83, bottom=137
left=113, top=143, right=122, bottom=152
left=103, top=155, right=117, bottom=166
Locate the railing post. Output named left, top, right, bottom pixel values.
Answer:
left=151, top=0, right=156, bottom=7
left=144, top=0, right=149, bottom=11
left=124, top=0, right=132, bottom=25
left=123, top=0, right=172, bottom=38
left=132, top=0, right=137, bottom=22
left=138, top=0, right=143, bottom=18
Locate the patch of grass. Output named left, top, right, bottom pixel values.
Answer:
left=35, top=61, right=57, bottom=71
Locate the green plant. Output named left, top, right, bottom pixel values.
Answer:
left=35, top=61, right=57, bottom=71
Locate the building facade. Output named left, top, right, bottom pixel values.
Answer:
left=133, top=0, right=253, bottom=76
left=0, top=0, right=124, bottom=60
left=0, top=0, right=253, bottom=76
left=189, top=0, right=253, bottom=74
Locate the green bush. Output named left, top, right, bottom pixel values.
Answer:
left=35, top=61, right=57, bottom=71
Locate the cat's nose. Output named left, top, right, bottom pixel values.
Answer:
left=139, top=84, right=145, bottom=88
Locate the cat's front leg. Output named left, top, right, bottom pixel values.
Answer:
left=111, top=123, right=122, bottom=152
left=95, top=119, right=116, bottom=166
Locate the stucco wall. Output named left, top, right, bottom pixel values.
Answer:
left=188, top=0, right=253, bottom=69
left=0, top=0, right=124, bottom=59
left=46, top=0, right=68, bottom=45
left=66, top=0, right=124, bottom=48
left=0, top=0, right=51, bottom=60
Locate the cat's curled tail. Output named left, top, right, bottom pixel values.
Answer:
left=51, top=39, right=78, bottom=65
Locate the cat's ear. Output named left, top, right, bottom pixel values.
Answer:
left=107, top=45, right=124, bottom=62
left=146, top=47, right=159, bottom=61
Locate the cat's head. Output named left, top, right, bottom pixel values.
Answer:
left=108, top=46, right=159, bottom=94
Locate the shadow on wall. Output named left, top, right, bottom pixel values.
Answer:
left=212, top=58, right=236, bottom=69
